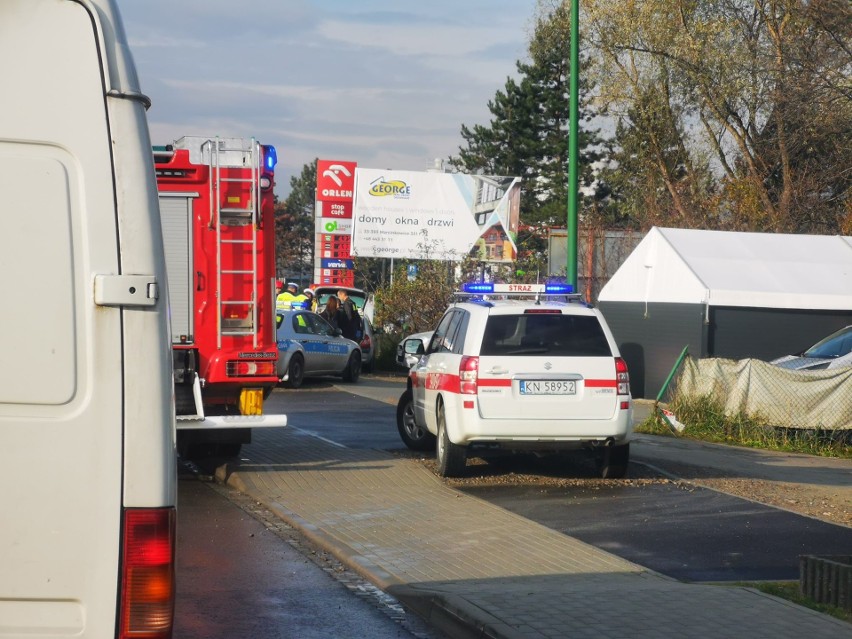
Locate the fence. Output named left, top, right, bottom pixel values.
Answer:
left=663, top=356, right=852, bottom=431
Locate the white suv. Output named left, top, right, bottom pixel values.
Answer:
left=397, top=283, right=633, bottom=478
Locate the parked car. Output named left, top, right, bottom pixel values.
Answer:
left=397, top=283, right=633, bottom=478
left=276, top=309, right=361, bottom=387
left=770, top=325, right=852, bottom=371
left=312, top=286, right=375, bottom=372
left=395, top=331, right=434, bottom=369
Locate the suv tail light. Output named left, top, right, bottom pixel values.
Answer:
left=119, top=508, right=175, bottom=639
left=459, top=355, right=479, bottom=395
left=615, top=357, right=630, bottom=396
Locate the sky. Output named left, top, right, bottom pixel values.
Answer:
left=119, top=0, right=540, bottom=199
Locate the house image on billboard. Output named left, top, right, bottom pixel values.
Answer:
left=597, top=227, right=852, bottom=398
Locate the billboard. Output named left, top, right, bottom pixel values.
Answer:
left=351, top=168, right=521, bottom=262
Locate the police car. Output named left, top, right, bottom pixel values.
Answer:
left=397, top=283, right=633, bottom=478
left=312, top=286, right=375, bottom=372
left=276, top=309, right=362, bottom=387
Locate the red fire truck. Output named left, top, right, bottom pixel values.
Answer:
left=154, top=136, right=286, bottom=457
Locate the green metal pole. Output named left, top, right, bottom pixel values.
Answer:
left=566, top=0, right=580, bottom=290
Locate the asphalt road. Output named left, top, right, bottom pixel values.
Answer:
left=265, top=379, right=852, bottom=582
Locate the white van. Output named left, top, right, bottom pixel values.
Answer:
left=0, top=2, right=177, bottom=638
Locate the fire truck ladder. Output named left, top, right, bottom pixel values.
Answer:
left=205, top=137, right=261, bottom=349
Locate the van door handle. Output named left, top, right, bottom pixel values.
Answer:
left=94, top=275, right=158, bottom=307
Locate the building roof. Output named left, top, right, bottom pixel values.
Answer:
left=598, top=227, right=852, bottom=310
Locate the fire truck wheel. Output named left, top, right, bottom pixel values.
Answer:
left=285, top=354, right=305, bottom=389
left=342, top=351, right=361, bottom=383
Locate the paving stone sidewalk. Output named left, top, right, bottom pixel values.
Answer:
left=218, top=427, right=852, bottom=639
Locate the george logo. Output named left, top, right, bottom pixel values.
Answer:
left=369, top=177, right=411, bottom=199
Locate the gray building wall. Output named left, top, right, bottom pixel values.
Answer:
left=599, top=301, right=852, bottom=399
left=598, top=301, right=706, bottom=399
left=709, top=307, right=852, bottom=361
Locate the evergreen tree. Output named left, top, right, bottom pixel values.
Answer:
left=449, top=3, right=605, bottom=234
left=275, top=159, right=316, bottom=285
left=600, top=76, right=716, bottom=229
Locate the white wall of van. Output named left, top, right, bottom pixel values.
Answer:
left=0, top=2, right=176, bottom=637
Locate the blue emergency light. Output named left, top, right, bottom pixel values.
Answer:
left=462, top=282, right=495, bottom=294
left=263, top=145, right=277, bottom=170
left=543, top=282, right=574, bottom=294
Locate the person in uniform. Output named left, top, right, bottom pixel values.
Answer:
left=303, top=288, right=315, bottom=311
left=276, top=282, right=300, bottom=310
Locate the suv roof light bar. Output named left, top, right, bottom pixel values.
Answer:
left=455, top=282, right=585, bottom=304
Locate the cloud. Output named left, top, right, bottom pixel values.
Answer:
left=120, top=0, right=537, bottom=196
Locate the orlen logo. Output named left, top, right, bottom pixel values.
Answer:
left=369, top=177, right=411, bottom=199
left=317, top=160, right=357, bottom=201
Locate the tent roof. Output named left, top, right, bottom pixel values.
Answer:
left=598, top=227, right=852, bottom=310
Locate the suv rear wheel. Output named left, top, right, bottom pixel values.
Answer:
left=597, top=442, right=629, bottom=479
left=436, top=401, right=466, bottom=477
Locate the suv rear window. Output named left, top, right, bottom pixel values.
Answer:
left=479, top=313, right=612, bottom=357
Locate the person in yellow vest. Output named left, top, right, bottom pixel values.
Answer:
left=276, top=282, right=300, bottom=310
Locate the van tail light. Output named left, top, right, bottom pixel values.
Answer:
left=459, top=356, right=479, bottom=395
left=615, top=357, right=630, bottom=396
left=119, top=508, right=175, bottom=639
left=360, top=334, right=372, bottom=352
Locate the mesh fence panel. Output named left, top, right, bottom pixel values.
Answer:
left=672, top=357, right=852, bottom=430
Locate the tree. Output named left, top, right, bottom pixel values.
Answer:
left=600, top=77, right=717, bottom=229
left=584, top=0, right=851, bottom=233
left=372, top=261, right=460, bottom=338
left=275, top=159, right=316, bottom=285
left=449, top=2, right=606, bottom=234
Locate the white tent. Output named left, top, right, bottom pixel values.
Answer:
left=598, top=227, right=852, bottom=310
left=597, top=227, right=852, bottom=398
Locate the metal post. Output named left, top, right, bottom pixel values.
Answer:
left=566, top=0, right=580, bottom=290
